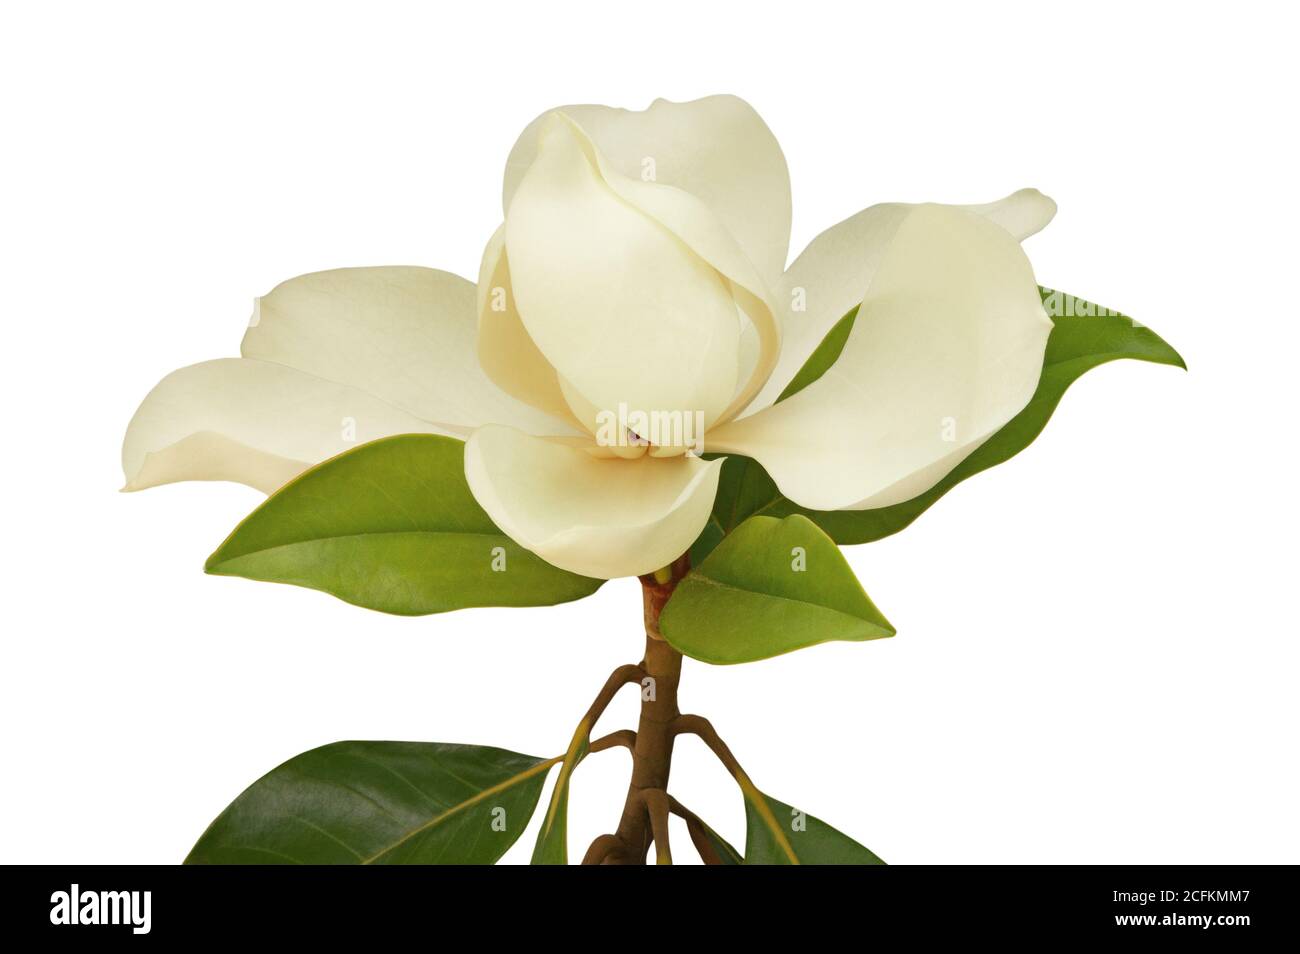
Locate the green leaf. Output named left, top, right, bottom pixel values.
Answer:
left=185, top=740, right=555, bottom=865
left=698, top=289, right=1184, bottom=551
left=530, top=730, right=588, bottom=865
left=206, top=433, right=602, bottom=615
left=776, top=305, right=859, bottom=402
left=743, top=788, right=885, bottom=865
left=688, top=513, right=726, bottom=569
left=661, top=514, right=894, bottom=664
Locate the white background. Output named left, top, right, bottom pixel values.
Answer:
left=3, top=1, right=1297, bottom=864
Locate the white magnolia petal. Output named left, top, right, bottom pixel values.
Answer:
left=242, top=265, right=571, bottom=435
left=708, top=204, right=1053, bottom=512
left=559, top=117, right=781, bottom=425
left=749, top=189, right=1056, bottom=412
left=959, top=188, right=1058, bottom=243
left=464, top=425, right=722, bottom=579
left=505, top=114, right=743, bottom=432
left=504, top=95, right=792, bottom=285
left=475, top=227, right=585, bottom=427
left=122, top=358, right=450, bottom=493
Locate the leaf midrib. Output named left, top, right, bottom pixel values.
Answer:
left=742, top=783, right=800, bottom=865
left=680, top=574, right=887, bottom=633
left=210, top=527, right=510, bottom=567
left=361, top=756, right=559, bottom=865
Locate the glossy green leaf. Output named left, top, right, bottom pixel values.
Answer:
left=743, top=788, right=885, bottom=865
left=206, top=434, right=602, bottom=614
left=696, top=289, right=1185, bottom=553
left=662, top=514, right=894, bottom=664
left=688, top=513, right=726, bottom=569
left=530, top=731, right=588, bottom=865
left=185, top=740, right=555, bottom=865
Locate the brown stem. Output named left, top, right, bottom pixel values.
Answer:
left=583, top=553, right=690, bottom=865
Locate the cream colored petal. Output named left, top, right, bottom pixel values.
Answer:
left=749, top=189, right=1056, bottom=412
left=504, top=95, right=791, bottom=286
left=505, top=114, right=743, bottom=435
left=243, top=265, right=573, bottom=436
left=122, top=358, right=451, bottom=493
left=959, top=188, right=1058, bottom=243
left=464, top=425, right=722, bottom=579
left=475, top=227, right=584, bottom=427
left=561, top=117, right=781, bottom=426
left=707, top=204, right=1053, bottom=512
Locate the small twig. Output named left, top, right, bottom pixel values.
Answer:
left=674, top=714, right=799, bottom=864
left=582, top=663, right=644, bottom=726
left=666, top=795, right=730, bottom=865
left=564, top=667, right=643, bottom=866
left=666, top=794, right=696, bottom=823
left=555, top=664, right=642, bottom=806
left=672, top=714, right=747, bottom=781
left=640, top=789, right=672, bottom=865
left=589, top=729, right=636, bottom=754
left=581, top=833, right=627, bottom=865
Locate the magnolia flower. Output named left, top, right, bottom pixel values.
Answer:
left=123, top=95, right=1055, bottom=580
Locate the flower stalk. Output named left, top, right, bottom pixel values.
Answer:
left=582, top=554, right=689, bottom=864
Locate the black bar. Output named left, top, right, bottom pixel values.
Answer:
left=7, top=865, right=1292, bottom=942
